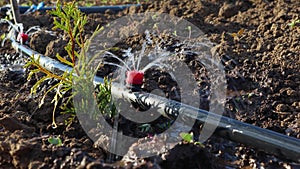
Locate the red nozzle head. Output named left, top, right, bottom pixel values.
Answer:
left=126, top=70, right=144, bottom=85
left=17, top=32, right=28, bottom=43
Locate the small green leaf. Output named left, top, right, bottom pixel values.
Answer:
left=48, top=136, right=62, bottom=146
left=288, top=20, right=300, bottom=28
left=139, top=124, right=151, bottom=132
left=187, top=26, right=191, bottom=31
left=248, top=92, right=255, bottom=98
left=1, top=33, right=6, bottom=40
left=180, top=132, right=193, bottom=142
left=194, top=141, right=205, bottom=148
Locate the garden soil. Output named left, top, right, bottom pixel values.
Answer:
left=0, top=0, right=299, bottom=168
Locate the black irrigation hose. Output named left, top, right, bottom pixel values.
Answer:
left=0, top=4, right=140, bottom=14
left=10, top=38, right=300, bottom=163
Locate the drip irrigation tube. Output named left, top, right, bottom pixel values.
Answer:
left=10, top=38, right=300, bottom=162
left=0, top=4, right=139, bottom=14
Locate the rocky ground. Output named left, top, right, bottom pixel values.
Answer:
left=0, top=0, right=299, bottom=168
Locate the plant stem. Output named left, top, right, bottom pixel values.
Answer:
left=68, top=29, right=76, bottom=67
left=10, top=0, right=20, bottom=24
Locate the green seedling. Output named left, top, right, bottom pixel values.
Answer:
left=247, top=92, right=255, bottom=99
left=288, top=19, right=300, bottom=28
left=173, top=30, right=177, bottom=36
left=180, top=132, right=193, bottom=142
left=48, top=136, right=63, bottom=146
left=187, top=26, right=192, bottom=39
left=139, top=123, right=153, bottom=133
left=180, top=132, right=204, bottom=147
left=0, top=33, right=6, bottom=40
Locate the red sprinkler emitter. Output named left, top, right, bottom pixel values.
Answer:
left=17, top=32, right=28, bottom=43
left=126, top=70, right=144, bottom=92
left=126, top=70, right=150, bottom=110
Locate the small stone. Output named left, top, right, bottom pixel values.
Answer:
left=276, top=104, right=289, bottom=112
left=292, top=102, right=300, bottom=111
left=287, top=89, right=297, bottom=97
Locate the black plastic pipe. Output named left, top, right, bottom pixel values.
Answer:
left=0, top=4, right=139, bottom=14
left=9, top=38, right=300, bottom=163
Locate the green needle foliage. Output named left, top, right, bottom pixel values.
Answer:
left=50, top=1, right=87, bottom=71
left=96, top=77, right=117, bottom=118
left=25, top=0, right=115, bottom=128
